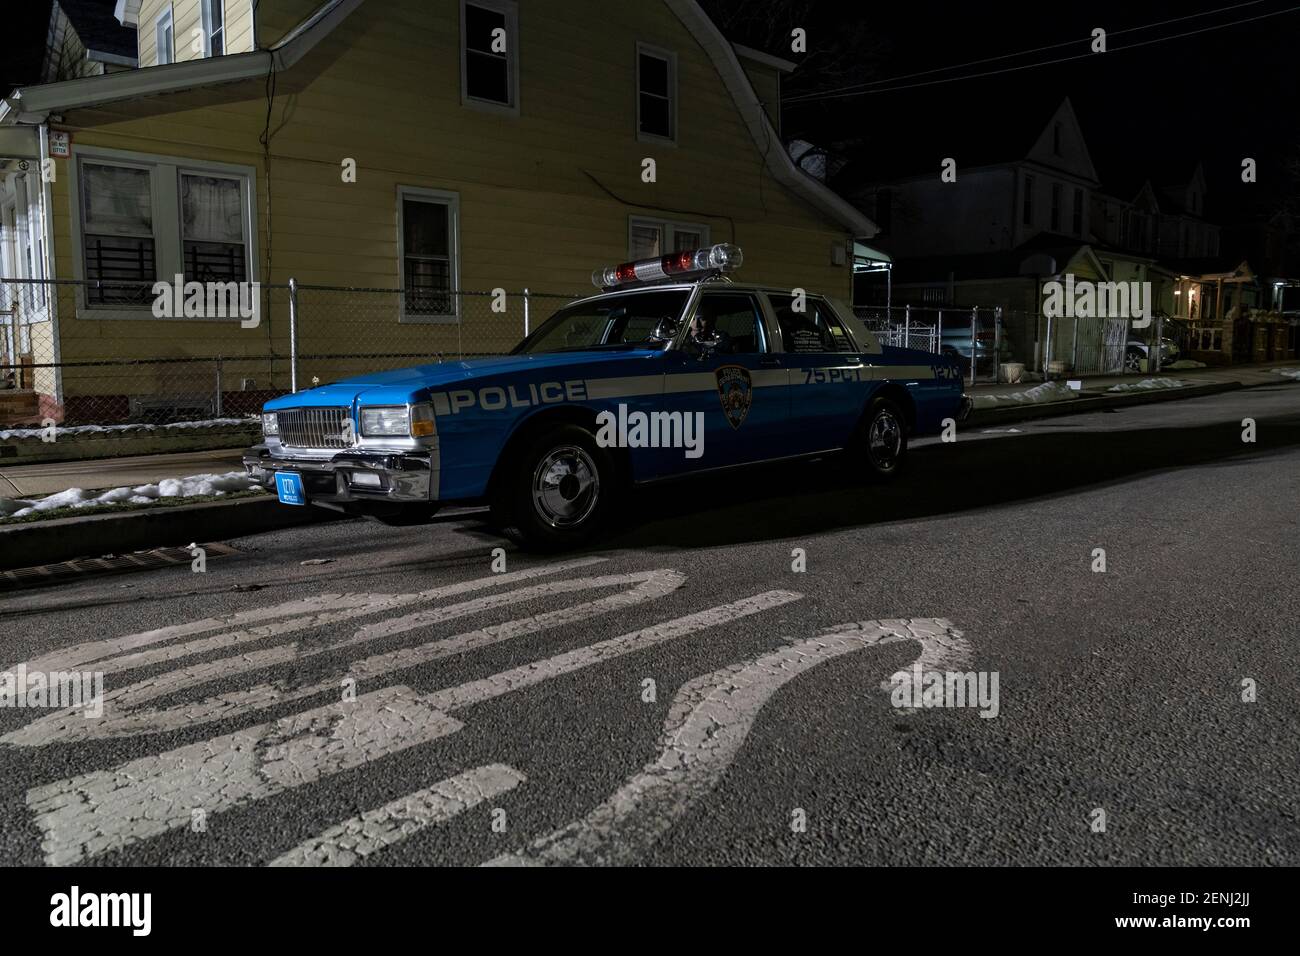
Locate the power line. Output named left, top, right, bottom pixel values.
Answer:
left=786, top=1, right=1293, bottom=103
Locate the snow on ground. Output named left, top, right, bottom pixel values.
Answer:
left=971, top=381, right=1078, bottom=409
left=1165, top=359, right=1208, bottom=370
left=0, top=471, right=264, bottom=519
left=1270, top=367, right=1300, bottom=381
left=0, top=417, right=256, bottom=441
left=1107, top=378, right=1189, bottom=393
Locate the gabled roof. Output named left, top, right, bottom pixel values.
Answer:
left=3, top=0, right=360, bottom=123
left=3, top=0, right=874, bottom=238
left=891, top=233, right=1105, bottom=284
left=833, top=91, right=1095, bottom=190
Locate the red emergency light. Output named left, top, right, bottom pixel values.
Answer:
left=592, top=243, right=743, bottom=289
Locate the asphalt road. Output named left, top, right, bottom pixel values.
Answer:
left=2, top=383, right=1298, bottom=866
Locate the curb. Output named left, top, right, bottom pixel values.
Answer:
left=965, top=381, right=1244, bottom=428
left=0, top=496, right=342, bottom=571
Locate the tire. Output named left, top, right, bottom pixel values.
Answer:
left=852, top=398, right=908, bottom=481
left=1124, top=348, right=1144, bottom=373
left=495, top=423, right=614, bottom=550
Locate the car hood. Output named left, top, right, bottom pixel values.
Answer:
left=265, top=349, right=662, bottom=409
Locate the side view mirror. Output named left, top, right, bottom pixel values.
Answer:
left=648, top=315, right=680, bottom=342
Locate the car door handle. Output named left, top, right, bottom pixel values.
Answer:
left=759, top=358, right=782, bottom=368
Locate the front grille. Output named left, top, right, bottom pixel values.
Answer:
left=277, top=407, right=353, bottom=448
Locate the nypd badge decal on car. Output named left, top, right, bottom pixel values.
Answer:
left=716, top=365, right=753, bottom=430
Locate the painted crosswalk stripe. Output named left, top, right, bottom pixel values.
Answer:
left=268, top=764, right=526, bottom=867
left=27, top=589, right=802, bottom=865
left=4, top=569, right=685, bottom=747
left=6, top=557, right=609, bottom=678
left=487, top=618, right=966, bottom=866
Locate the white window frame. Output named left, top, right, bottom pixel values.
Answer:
left=459, top=0, right=519, bottom=117
left=155, top=5, right=175, bottom=65
left=636, top=42, right=677, bottom=146
left=397, top=186, right=461, bottom=325
left=200, top=0, right=226, bottom=57
left=627, top=215, right=708, bottom=259
left=67, top=145, right=259, bottom=320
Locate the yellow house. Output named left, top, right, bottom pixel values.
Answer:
left=0, top=0, right=875, bottom=424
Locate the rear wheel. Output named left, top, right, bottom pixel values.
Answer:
left=851, top=398, right=908, bottom=480
left=495, top=424, right=614, bottom=550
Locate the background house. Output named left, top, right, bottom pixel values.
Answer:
left=0, top=0, right=874, bottom=424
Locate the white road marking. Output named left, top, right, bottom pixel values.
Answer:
left=27, top=589, right=801, bottom=865
left=268, top=764, right=526, bottom=867
left=6, top=557, right=609, bottom=678
left=3, top=567, right=681, bottom=747
left=486, top=618, right=966, bottom=866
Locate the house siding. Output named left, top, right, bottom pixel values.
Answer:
left=42, top=0, right=852, bottom=402
left=137, top=0, right=257, bottom=67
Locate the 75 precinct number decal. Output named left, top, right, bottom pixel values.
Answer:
left=802, top=367, right=866, bottom=385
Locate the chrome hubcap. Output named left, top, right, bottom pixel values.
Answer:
left=867, top=409, right=902, bottom=469
left=532, top=445, right=600, bottom=528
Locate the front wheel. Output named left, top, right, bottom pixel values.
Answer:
left=496, top=424, right=614, bottom=550
left=851, top=399, right=908, bottom=481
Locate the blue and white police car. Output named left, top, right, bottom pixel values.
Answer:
left=245, top=244, right=971, bottom=548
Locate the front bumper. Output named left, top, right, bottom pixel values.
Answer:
left=243, top=444, right=435, bottom=504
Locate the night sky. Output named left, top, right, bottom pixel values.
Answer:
left=769, top=0, right=1300, bottom=218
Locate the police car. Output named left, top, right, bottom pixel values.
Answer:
left=245, top=244, right=971, bottom=549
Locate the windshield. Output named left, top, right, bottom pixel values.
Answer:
left=513, top=290, right=689, bottom=354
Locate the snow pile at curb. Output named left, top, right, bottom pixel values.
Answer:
left=1166, top=359, right=1208, bottom=370
left=1107, top=378, right=1189, bottom=393
left=971, top=381, right=1078, bottom=409
left=1270, top=367, right=1300, bottom=381
left=0, top=417, right=257, bottom=441
left=0, top=471, right=265, bottom=519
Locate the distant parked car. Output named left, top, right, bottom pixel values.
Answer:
left=1125, top=335, right=1179, bottom=372
left=939, top=318, right=1013, bottom=372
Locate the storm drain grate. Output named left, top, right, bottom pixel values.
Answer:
left=0, top=542, right=242, bottom=591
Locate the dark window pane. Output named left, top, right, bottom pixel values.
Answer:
left=769, top=296, right=854, bottom=353
left=184, top=240, right=247, bottom=284
left=640, top=93, right=671, bottom=138
left=696, top=294, right=763, bottom=354
left=465, top=4, right=505, bottom=54
left=405, top=258, right=452, bottom=314
left=639, top=53, right=669, bottom=97
left=83, top=236, right=156, bottom=305
left=466, top=51, right=509, bottom=103
left=403, top=199, right=448, bottom=257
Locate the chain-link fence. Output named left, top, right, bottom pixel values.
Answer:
left=0, top=278, right=575, bottom=428
left=855, top=303, right=1007, bottom=384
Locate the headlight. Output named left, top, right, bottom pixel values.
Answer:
left=360, top=406, right=410, bottom=436
left=262, top=412, right=278, bottom=437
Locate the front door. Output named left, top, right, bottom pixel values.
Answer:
left=657, top=290, right=791, bottom=475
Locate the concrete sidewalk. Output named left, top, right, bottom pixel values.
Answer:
left=966, top=360, right=1300, bottom=398
left=0, top=447, right=245, bottom=497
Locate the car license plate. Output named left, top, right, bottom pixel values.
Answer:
left=274, top=471, right=306, bottom=506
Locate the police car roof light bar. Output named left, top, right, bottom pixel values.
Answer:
left=592, top=243, right=743, bottom=289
